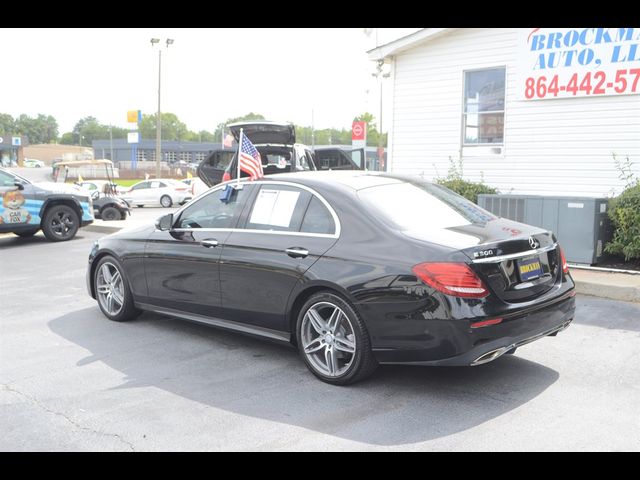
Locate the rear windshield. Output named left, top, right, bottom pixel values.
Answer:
left=357, top=180, right=496, bottom=230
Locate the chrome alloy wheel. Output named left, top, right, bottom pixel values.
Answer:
left=301, top=301, right=357, bottom=377
left=96, top=262, right=125, bottom=316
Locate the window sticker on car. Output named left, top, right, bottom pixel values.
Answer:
left=250, top=189, right=300, bottom=228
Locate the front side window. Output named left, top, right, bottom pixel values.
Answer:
left=463, top=67, right=505, bottom=146
left=177, top=186, right=250, bottom=229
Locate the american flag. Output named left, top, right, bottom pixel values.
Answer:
left=239, top=134, right=264, bottom=180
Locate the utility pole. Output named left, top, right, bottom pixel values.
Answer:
left=151, top=37, right=174, bottom=179
left=109, top=125, right=114, bottom=162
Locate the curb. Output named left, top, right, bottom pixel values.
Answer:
left=572, top=278, right=640, bottom=304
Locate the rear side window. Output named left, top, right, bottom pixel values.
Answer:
left=300, top=197, right=335, bottom=235
left=245, top=185, right=309, bottom=232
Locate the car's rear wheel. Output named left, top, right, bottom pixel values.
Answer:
left=14, top=228, right=40, bottom=237
left=296, top=292, right=378, bottom=385
left=42, top=205, right=79, bottom=242
left=94, top=256, right=140, bottom=322
left=101, top=206, right=120, bottom=221
left=160, top=195, right=172, bottom=208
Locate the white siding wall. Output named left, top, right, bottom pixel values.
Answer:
left=389, top=28, right=640, bottom=197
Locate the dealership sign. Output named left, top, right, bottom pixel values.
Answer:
left=518, top=28, right=640, bottom=100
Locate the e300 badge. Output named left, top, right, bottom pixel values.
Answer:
left=473, top=249, right=495, bottom=259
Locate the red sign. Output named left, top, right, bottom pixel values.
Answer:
left=352, top=121, right=366, bottom=141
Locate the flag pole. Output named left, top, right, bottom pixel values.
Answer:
left=236, top=128, right=243, bottom=188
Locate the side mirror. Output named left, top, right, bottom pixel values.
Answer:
left=91, top=191, right=100, bottom=200
left=13, top=180, right=25, bottom=191
left=155, top=213, right=174, bottom=231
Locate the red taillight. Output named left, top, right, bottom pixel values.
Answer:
left=471, top=318, right=503, bottom=328
left=222, top=172, right=231, bottom=182
left=559, top=247, right=569, bottom=274
left=412, top=263, right=489, bottom=299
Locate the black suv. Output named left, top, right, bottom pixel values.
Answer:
left=197, top=121, right=363, bottom=187
left=0, top=167, right=94, bottom=241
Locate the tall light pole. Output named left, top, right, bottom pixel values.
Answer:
left=372, top=59, right=390, bottom=171
left=150, top=37, right=174, bottom=179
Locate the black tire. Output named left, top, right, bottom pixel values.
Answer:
left=160, top=195, right=173, bottom=208
left=296, top=291, right=378, bottom=386
left=41, top=205, right=79, bottom=242
left=93, top=255, right=140, bottom=322
left=14, top=228, right=40, bottom=237
left=101, top=206, right=120, bottom=221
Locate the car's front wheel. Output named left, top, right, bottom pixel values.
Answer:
left=42, top=205, right=79, bottom=242
left=94, top=256, right=140, bottom=322
left=296, top=292, right=378, bottom=385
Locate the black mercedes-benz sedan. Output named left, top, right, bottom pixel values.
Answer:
left=87, top=171, right=575, bottom=385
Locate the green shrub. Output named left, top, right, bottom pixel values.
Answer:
left=604, top=182, right=640, bottom=261
left=436, top=178, right=498, bottom=204
left=435, top=157, right=498, bottom=203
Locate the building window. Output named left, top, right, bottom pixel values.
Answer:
left=179, top=151, right=191, bottom=163
left=136, top=149, right=146, bottom=162
left=165, top=151, right=177, bottom=163
left=463, top=67, right=505, bottom=149
left=194, top=152, right=207, bottom=163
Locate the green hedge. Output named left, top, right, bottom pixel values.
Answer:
left=436, top=178, right=498, bottom=204
left=605, top=183, right=640, bottom=261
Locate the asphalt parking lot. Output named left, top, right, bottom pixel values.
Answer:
left=1, top=231, right=639, bottom=451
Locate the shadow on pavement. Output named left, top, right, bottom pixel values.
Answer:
left=573, top=296, right=640, bottom=333
left=49, top=307, right=559, bottom=446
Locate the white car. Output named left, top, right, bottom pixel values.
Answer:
left=23, top=158, right=45, bottom=168
left=120, top=179, right=192, bottom=208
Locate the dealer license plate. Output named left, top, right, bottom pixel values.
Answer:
left=517, top=256, right=543, bottom=281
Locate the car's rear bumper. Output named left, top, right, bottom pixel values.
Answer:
left=370, top=291, right=576, bottom=366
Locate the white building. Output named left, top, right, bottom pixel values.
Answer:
left=369, top=28, right=640, bottom=197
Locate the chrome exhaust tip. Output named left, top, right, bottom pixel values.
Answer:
left=471, top=347, right=508, bottom=366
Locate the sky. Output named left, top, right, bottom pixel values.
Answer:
left=1, top=28, right=420, bottom=135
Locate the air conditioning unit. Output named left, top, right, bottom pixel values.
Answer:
left=477, top=194, right=611, bottom=265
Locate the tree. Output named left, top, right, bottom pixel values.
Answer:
left=0, top=113, right=15, bottom=135
left=72, top=116, right=108, bottom=146
left=353, top=112, right=386, bottom=147
left=139, top=112, right=189, bottom=141
left=60, top=132, right=75, bottom=145
left=13, top=113, right=59, bottom=144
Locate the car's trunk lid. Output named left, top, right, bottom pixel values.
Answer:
left=403, top=217, right=560, bottom=303
left=458, top=223, right=559, bottom=303
left=228, top=121, right=295, bottom=145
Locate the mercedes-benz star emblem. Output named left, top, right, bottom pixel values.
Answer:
left=529, top=237, right=540, bottom=249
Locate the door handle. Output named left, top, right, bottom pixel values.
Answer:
left=285, top=247, right=309, bottom=258
left=201, top=239, right=219, bottom=248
